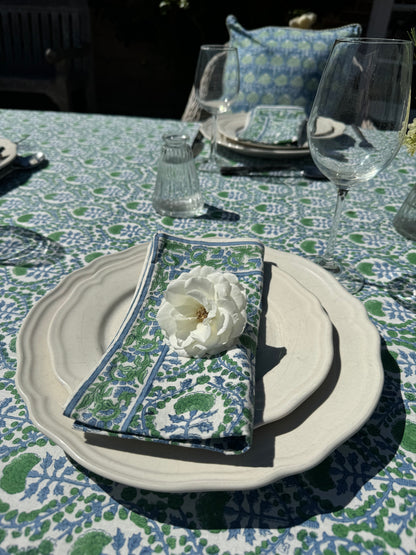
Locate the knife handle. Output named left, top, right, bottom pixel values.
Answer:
left=220, top=165, right=291, bottom=176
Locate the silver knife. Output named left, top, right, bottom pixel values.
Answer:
left=220, top=164, right=326, bottom=180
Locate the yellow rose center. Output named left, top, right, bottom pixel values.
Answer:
left=195, top=305, right=208, bottom=323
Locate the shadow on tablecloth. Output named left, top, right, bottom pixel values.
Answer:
left=0, top=159, right=49, bottom=195
left=198, top=204, right=240, bottom=222
left=69, top=338, right=405, bottom=532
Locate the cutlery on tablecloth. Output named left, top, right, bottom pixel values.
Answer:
left=220, top=164, right=326, bottom=180
left=0, top=152, right=47, bottom=180
left=14, top=152, right=46, bottom=169
left=15, top=134, right=30, bottom=144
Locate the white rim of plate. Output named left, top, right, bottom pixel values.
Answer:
left=16, top=245, right=384, bottom=493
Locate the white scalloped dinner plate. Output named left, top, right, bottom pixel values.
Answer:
left=16, top=246, right=383, bottom=493
left=47, top=243, right=333, bottom=428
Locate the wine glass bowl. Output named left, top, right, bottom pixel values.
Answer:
left=307, top=38, right=413, bottom=293
left=194, top=45, right=239, bottom=172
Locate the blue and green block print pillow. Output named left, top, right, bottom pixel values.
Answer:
left=226, top=14, right=362, bottom=114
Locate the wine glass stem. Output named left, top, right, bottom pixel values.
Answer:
left=209, top=113, right=218, bottom=164
left=324, top=187, right=349, bottom=261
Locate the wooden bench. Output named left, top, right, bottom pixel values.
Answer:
left=0, top=0, right=96, bottom=111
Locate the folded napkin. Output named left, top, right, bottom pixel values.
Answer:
left=237, top=105, right=306, bottom=145
left=64, top=233, right=264, bottom=455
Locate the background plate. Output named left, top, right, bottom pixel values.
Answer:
left=201, top=115, right=310, bottom=159
left=201, top=113, right=345, bottom=159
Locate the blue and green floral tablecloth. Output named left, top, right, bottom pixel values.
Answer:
left=0, top=108, right=415, bottom=555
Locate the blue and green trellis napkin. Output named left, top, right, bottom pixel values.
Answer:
left=237, top=105, right=306, bottom=145
left=64, top=233, right=264, bottom=455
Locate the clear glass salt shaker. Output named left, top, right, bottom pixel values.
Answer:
left=393, top=185, right=416, bottom=241
left=152, top=134, right=204, bottom=218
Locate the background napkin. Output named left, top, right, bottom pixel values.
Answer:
left=237, top=105, right=306, bottom=145
left=64, top=233, right=264, bottom=455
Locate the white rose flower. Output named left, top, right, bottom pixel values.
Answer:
left=157, top=266, right=247, bottom=357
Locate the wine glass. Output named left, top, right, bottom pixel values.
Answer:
left=307, top=38, right=413, bottom=293
left=194, top=45, right=239, bottom=172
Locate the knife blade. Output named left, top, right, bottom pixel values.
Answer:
left=220, top=164, right=326, bottom=180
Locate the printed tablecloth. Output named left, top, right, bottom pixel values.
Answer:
left=0, top=108, right=415, bottom=555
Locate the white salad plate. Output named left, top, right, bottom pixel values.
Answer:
left=16, top=245, right=384, bottom=493
left=201, top=113, right=345, bottom=159
left=47, top=243, right=333, bottom=428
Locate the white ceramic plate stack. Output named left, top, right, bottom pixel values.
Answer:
left=16, top=244, right=383, bottom=492
left=200, top=112, right=346, bottom=159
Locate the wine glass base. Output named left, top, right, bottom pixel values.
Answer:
left=315, top=256, right=364, bottom=294
left=196, top=157, right=219, bottom=173
left=0, top=225, right=50, bottom=266
left=385, top=275, right=416, bottom=313
left=195, top=150, right=232, bottom=174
